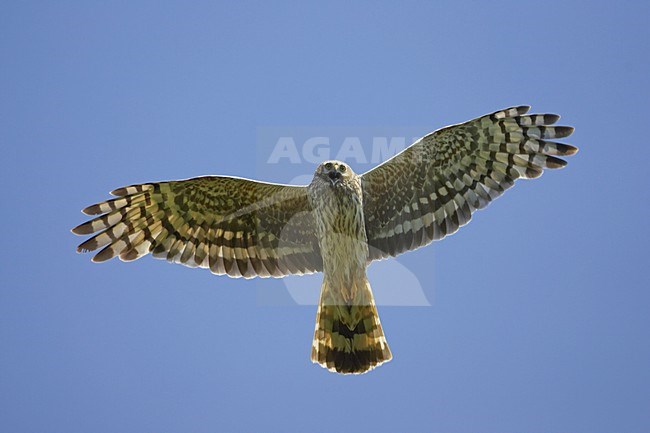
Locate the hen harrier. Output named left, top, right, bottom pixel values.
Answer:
left=73, top=106, right=577, bottom=374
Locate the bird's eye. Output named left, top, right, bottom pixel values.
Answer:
left=324, top=162, right=333, bottom=170
left=339, top=165, right=346, bottom=173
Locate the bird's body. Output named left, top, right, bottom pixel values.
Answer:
left=308, top=162, right=391, bottom=373
left=73, top=106, right=577, bottom=374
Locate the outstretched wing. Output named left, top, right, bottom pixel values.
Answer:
left=362, top=106, right=577, bottom=261
left=72, top=176, right=322, bottom=278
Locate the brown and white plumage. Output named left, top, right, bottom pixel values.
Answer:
left=73, top=106, right=577, bottom=374
left=362, top=105, right=577, bottom=259
left=73, top=177, right=322, bottom=278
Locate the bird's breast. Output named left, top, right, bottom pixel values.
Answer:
left=309, top=184, right=369, bottom=278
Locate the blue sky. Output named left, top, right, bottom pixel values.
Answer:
left=2, top=1, right=649, bottom=432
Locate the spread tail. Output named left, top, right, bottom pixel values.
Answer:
left=311, top=277, right=392, bottom=374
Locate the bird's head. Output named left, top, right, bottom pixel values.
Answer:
left=315, top=160, right=355, bottom=187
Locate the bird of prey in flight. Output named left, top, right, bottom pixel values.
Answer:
left=73, top=106, right=577, bottom=374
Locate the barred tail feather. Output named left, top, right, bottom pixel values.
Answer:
left=311, top=278, right=392, bottom=374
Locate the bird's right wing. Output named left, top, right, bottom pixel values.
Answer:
left=72, top=176, right=322, bottom=278
left=361, top=106, right=577, bottom=261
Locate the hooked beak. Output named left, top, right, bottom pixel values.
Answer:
left=328, top=171, right=342, bottom=185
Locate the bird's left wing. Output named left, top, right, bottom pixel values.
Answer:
left=73, top=176, right=322, bottom=278
left=361, top=106, right=577, bottom=261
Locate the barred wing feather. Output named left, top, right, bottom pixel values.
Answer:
left=361, top=106, right=578, bottom=260
left=72, top=176, right=322, bottom=278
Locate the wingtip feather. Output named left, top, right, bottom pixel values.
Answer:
left=517, top=105, right=531, bottom=114
left=82, top=204, right=103, bottom=215
left=563, top=144, right=579, bottom=155
left=544, top=114, right=560, bottom=124
left=545, top=155, right=568, bottom=169
left=71, top=223, right=92, bottom=235
left=92, top=247, right=115, bottom=263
